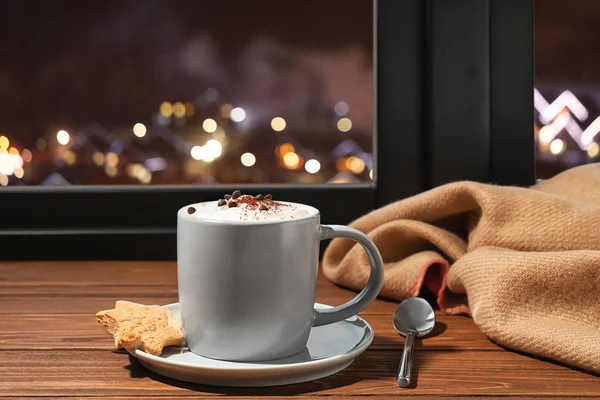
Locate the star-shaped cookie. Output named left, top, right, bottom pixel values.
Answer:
left=96, top=300, right=184, bottom=356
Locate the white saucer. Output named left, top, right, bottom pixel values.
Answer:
left=129, top=303, right=374, bottom=387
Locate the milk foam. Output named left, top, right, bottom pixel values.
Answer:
left=186, top=198, right=315, bottom=222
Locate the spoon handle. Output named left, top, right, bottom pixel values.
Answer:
left=397, top=331, right=416, bottom=387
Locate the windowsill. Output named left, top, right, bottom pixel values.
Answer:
left=1, top=260, right=597, bottom=397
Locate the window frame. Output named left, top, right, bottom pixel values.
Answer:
left=423, top=0, right=534, bottom=188
left=0, top=0, right=533, bottom=260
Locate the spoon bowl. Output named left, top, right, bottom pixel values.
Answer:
left=392, top=297, right=435, bottom=387
left=393, top=297, right=436, bottom=337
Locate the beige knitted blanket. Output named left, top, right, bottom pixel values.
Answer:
left=323, top=163, right=600, bottom=373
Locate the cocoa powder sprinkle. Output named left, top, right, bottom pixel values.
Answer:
left=231, top=195, right=287, bottom=212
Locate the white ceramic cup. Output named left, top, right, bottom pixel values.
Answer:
left=177, top=200, right=384, bottom=362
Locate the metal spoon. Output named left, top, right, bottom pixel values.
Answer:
left=392, top=297, right=436, bottom=387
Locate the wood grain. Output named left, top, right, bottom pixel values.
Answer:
left=0, top=313, right=495, bottom=351
left=0, top=261, right=397, bottom=314
left=0, top=261, right=599, bottom=398
left=1, top=350, right=598, bottom=397
left=7, top=398, right=587, bottom=400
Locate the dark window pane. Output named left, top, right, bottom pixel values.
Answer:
left=535, top=0, right=600, bottom=179
left=0, top=0, right=374, bottom=186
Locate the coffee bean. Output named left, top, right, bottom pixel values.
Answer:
left=264, top=194, right=272, bottom=200
left=232, top=190, right=242, bottom=199
left=187, top=207, right=196, bottom=214
left=224, top=194, right=231, bottom=200
left=228, top=200, right=238, bottom=208
left=217, top=199, right=227, bottom=206
left=259, top=205, right=269, bottom=211
left=255, top=194, right=264, bottom=200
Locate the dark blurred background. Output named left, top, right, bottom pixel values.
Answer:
left=0, top=0, right=373, bottom=186
left=535, top=0, right=600, bottom=178
left=0, top=0, right=597, bottom=186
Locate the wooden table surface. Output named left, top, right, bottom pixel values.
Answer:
left=1, top=262, right=599, bottom=399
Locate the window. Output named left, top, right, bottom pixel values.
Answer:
left=534, top=0, right=600, bottom=179
left=1, top=0, right=373, bottom=186
left=1, top=0, right=534, bottom=260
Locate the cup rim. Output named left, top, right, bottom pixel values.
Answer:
left=178, top=200, right=320, bottom=226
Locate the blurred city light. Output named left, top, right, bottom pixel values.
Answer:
left=550, top=139, right=565, bottom=155
left=538, top=125, right=553, bottom=145
left=271, top=117, right=286, bottom=132
left=130, top=165, right=152, bottom=184
left=588, top=142, right=599, bottom=158
left=159, top=102, right=173, bottom=117
left=173, top=102, right=186, bottom=118
left=126, top=163, right=143, bottom=178
left=105, top=165, right=117, bottom=177
left=133, top=123, right=147, bottom=138
left=21, top=149, right=32, bottom=162
left=277, top=143, right=294, bottom=158
left=581, top=117, right=600, bottom=147
left=305, top=159, right=321, bottom=174
left=106, top=152, right=119, bottom=167
left=63, top=150, right=76, bottom=165
left=0, top=154, right=21, bottom=175
left=203, top=118, right=218, bottom=133
left=139, top=169, right=152, bottom=184
left=92, top=152, right=105, bottom=166
left=240, top=152, right=256, bottom=167
left=191, top=145, right=205, bottom=160
left=145, top=157, right=167, bottom=172
left=346, top=156, right=365, bottom=174
left=0, top=136, right=8, bottom=150
left=538, top=90, right=588, bottom=124
left=185, top=102, right=195, bottom=117
left=230, top=107, right=246, bottom=122
left=57, top=130, right=70, bottom=145
left=337, top=118, right=352, bottom=132
left=203, top=139, right=223, bottom=161
left=283, top=152, right=300, bottom=169
left=334, top=101, right=349, bottom=116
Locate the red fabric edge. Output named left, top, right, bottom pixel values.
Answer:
left=407, top=258, right=470, bottom=315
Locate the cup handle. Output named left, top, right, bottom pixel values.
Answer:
left=314, top=225, right=385, bottom=326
